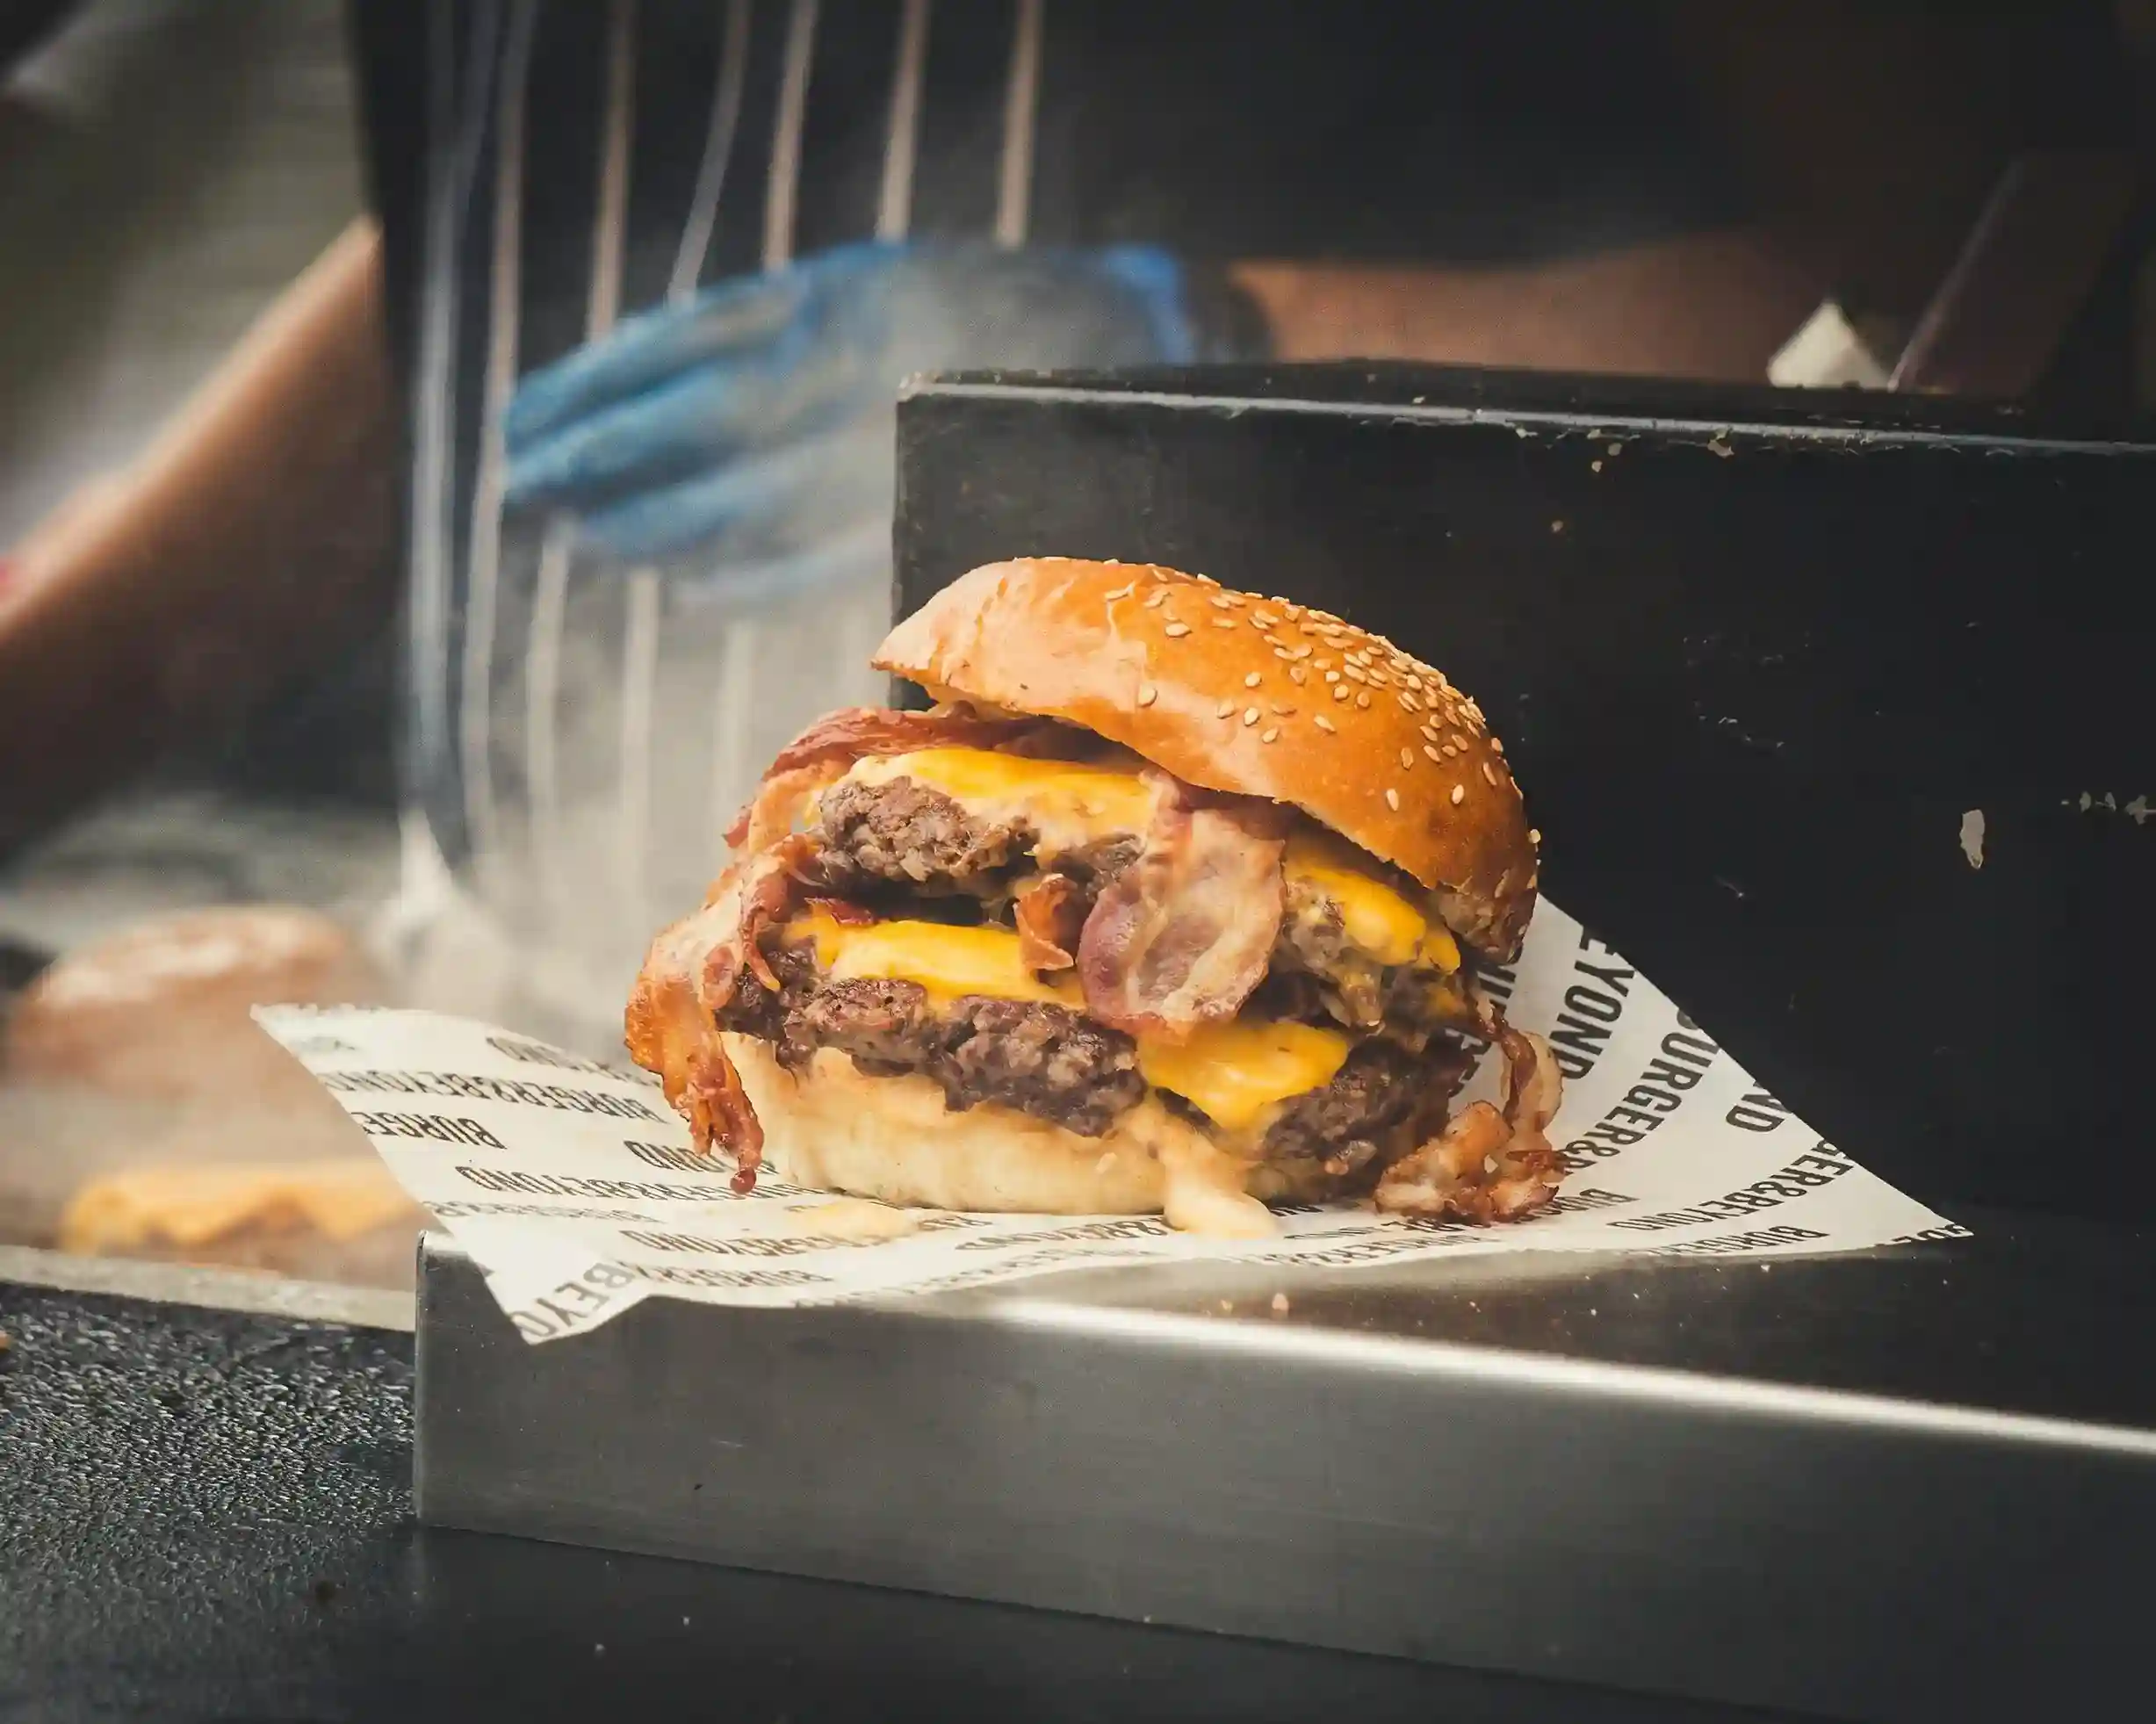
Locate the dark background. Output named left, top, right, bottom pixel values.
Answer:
left=895, top=366, right=2155, bottom=1229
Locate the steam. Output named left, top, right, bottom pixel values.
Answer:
left=420, top=250, right=1178, bottom=1060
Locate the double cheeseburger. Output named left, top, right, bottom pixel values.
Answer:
left=628, top=559, right=1561, bottom=1236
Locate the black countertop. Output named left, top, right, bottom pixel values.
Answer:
left=0, top=1273, right=1801, bottom=1723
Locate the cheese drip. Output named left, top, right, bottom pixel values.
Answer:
left=789, top=912, right=1350, bottom=1129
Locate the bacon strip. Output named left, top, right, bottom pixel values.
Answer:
left=1374, top=1013, right=1564, bottom=1223
left=624, top=839, right=824, bottom=1191
left=1076, top=775, right=1289, bottom=1040
left=730, top=763, right=847, bottom=857
left=722, top=705, right=1057, bottom=848
left=1013, top=873, right=1085, bottom=972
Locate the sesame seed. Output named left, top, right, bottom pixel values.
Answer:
left=1452, top=733, right=1469, bottom=750
left=1272, top=701, right=1293, bottom=714
left=1244, top=671, right=1262, bottom=688
left=1105, top=583, right=1135, bottom=601
left=1244, top=707, right=1260, bottom=725
left=1424, top=745, right=1442, bottom=763
left=1314, top=714, right=1337, bottom=733
left=1212, top=617, right=1237, bottom=629
left=1482, top=761, right=1497, bottom=784
left=1164, top=622, right=1191, bottom=637
left=1384, top=788, right=1401, bottom=812
left=1399, top=692, right=1421, bottom=713
left=1288, top=667, right=1308, bottom=684
left=1144, top=592, right=1167, bottom=610
left=1399, top=747, right=1415, bottom=770
left=1222, top=592, right=1245, bottom=607
left=1529, top=829, right=1541, bottom=846
left=1215, top=698, right=1235, bottom=718
left=1138, top=682, right=1158, bottom=707
left=1261, top=727, right=1280, bottom=743
left=1489, top=738, right=1503, bottom=754
left=1366, top=669, right=1391, bottom=688
left=1323, top=669, right=1340, bottom=682
left=1450, top=784, right=1466, bottom=805
left=1252, top=611, right=1279, bottom=628
left=1355, top=692, right=1371, bottom=709
left=1209, top=595, right=1233, bottom=610
left=1333, top=686, right=1350, bottom=702
left=1288, top=644, right=1312, bottom=659
left=1342, top=665, right=1367, bottom=683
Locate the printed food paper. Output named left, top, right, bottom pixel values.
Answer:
left=257, top=898, right=1963, bottom=1343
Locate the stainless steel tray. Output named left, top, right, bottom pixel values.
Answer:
left=415, top=1212, right=2156, bottom=1722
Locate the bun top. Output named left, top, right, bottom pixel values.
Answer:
left=874, top=558, right=1539, bottom=958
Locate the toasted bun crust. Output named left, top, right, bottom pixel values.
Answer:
left=728, top=1037, right=1344, bottom=1215
left=875, top=558, right=1538, bottom=958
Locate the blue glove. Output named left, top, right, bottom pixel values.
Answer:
left=502, top=240, right=1243, bottom=567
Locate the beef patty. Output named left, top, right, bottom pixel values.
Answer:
left=813, top=777, right=1022, bottom=892
left=814, top=775, right=1138, bottom=910
left=1260, top=1036, right=1474, bottom=1179
left=718, top=946, right=1145, bottom=1137
left=717, top=936, right=1470, bottom=1162
left=813, top=772, right=1473, bottom=1042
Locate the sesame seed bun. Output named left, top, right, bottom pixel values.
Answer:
left=875, top=559, right=1539, bottom=959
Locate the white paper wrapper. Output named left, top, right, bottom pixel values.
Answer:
left=257, top=898, right=1963, bottom=1343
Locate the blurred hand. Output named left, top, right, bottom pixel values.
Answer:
left=503, top=240, right=1243, bottom=568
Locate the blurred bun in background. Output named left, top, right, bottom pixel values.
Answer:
left=0, top=905, right=418, bottom=1290
left=5, top=904, right=386, bottom=1101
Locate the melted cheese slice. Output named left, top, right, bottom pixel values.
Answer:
left=845, top=747, right=1460, bottom=973
left=797, top=910, right=1082, bottom=1006
left=846, top=747, right=1154, bottom=853
left=1135, top=1019, right=1352, bottom=1131
left=1283, top=832, right=1460, bottom=971
left=789, top=912, right=1349, bottom=1128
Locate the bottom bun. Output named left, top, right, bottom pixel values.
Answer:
left=725, top=1035, right=1344, bottom=1222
